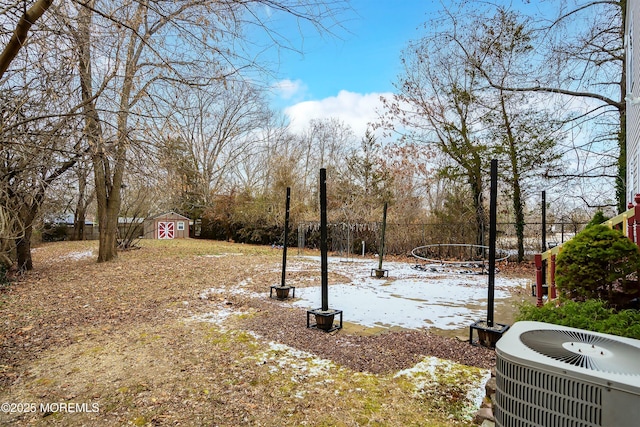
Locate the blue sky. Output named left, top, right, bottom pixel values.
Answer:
left=259, top=0, right=553, bottom=137
left=271, top=0, right=433, bottom=100
left=264, top=0, right=438, bottom=136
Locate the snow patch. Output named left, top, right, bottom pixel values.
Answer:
left=190, top=307, right=239, bottom=323
left=196, top=255, right=528, bottom=332
left=200, top=253, right=244, bottom=258
left=288, top=256, right=528, bottom=331
left=199, top=282, right=252, bottom=300
left=396, top=356, right=491, bottom=420
left=255, top=341, right=338, bottom=386
left=189, top=306, right=249, bottom=330
left=60, top=250, right=94, bottom=260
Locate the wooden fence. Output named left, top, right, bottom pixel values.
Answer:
left=534, top=194, right=640, bottom=306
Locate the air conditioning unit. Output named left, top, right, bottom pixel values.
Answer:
left=495, top=321, right=640, bottom=427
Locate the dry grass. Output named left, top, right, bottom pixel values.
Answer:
left=0, top=239, right=502, bottom=426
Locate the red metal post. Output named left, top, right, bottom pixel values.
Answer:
left=635, top=194, right=640, bottom=246
left=628, top=202, right=635, bottom=243
left=550, top=254, right=557, bottom=299
left=535, top=254, right=544, bottom=307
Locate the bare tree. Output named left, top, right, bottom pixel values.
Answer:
left=472, top=9, right=565, bottom=261
left=305, top=117, right=353, bottom=172
left=158, top=81, right=272, bottom=220
left=459, top=1, right=626, bottom=211
left=380, top=27, right=491, bottom=248
left=0, top=0, right=349, bottom=266
left=231, top=113, right=294, bottom=195
left=0, top=15, right=85, bottom=271
left=0, top=103, right=82, bottom=270
left=66, top=0, right=348, bottom=262
left=0, top=187, right=21, bottom=269
left=117, top=173, right=158, bottom=248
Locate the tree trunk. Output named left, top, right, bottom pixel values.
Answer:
left=469, top=172, right=486, bottom=248
left=15, top=205, right=38, bottom=272
left=73, top=211, right=85, bottom=241
left=617, top=107, right=627, bottom=212
left=73, top=164, right=90, bottom=240
left=73, top=199, right=86, bottom=241
left=93, top=146, right=122, bottom=262
left=75, top=1, right=121, bottom=262
left=97, top=201, right=119, bottom=262
left=15, top=230, right=33, bottom=272
left=500, top=92, right=526, bottom=262
left=513, top=180, right=525, bottom=262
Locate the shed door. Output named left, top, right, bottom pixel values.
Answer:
left=158, top=221, right=174, bottom=239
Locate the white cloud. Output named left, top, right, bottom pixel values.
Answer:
left=271, top=79, right=308, bottom=101
left=284, top=90, right=392, bottom=138
left=262, top=4, right=273, bottom=18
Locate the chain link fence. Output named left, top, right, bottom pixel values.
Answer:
left=297, top=221, right=589, bottom=261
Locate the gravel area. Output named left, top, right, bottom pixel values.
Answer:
left=238, top=297, right=498, bottom=373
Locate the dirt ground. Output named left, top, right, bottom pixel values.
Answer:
left=0, top=240, right=534, bottom=426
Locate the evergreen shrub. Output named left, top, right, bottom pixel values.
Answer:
left=555, top=224, right=640, bottom=307
left=516, top=299, right=640, bottom=339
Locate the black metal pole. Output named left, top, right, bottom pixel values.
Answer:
left=487, top=159, right=498, bottom=327
left=378, top=202, right=388, bottom=271
left=320, top=169, right=328, bottom=311
left=280, top=187, right=291, bottom=287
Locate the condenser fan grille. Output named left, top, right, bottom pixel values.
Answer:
left=520, top=329, right=640, bottom=375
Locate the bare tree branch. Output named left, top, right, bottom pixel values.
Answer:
left=0, top=0, right=54, bottom=79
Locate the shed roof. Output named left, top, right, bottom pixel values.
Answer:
left=149, top=211, right=191, bottom=221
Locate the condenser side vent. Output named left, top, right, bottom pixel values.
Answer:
left=496, top=356, right=603, bottom=427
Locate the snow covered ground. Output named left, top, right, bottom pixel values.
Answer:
left=287, top=256, right=530, bottom=332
